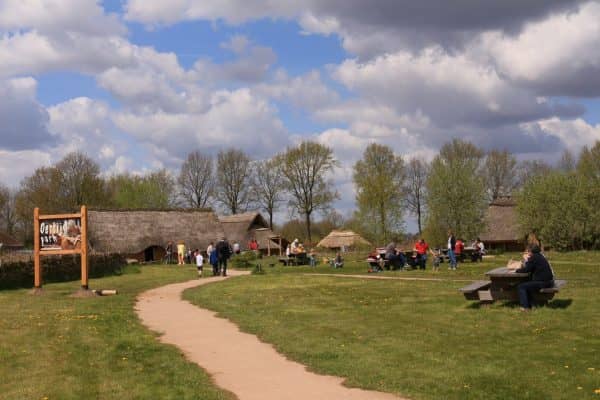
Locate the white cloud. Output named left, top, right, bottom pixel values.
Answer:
left=0, top=149, right=52, bottom=187
left=521, top=117, right=600, bottom=154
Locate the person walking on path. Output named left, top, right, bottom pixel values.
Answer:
left=515, top=244, right=554, bottom=311
left=177, top=241, right=186, bottom=265
left=216, top=237, right=232, bottom=276
left=447, top=230, right=457, bottom=270
left=195, top=249, right=204, bottom=278
left=209, top=243, right=219, bottom=276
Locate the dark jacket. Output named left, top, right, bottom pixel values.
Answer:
left=216, top=240, right=232, bottom=260
left=516, top=253, right=554, bottom=282
left=448, top=235, right=456, bottom=251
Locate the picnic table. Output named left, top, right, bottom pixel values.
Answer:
left=441, top=246, right=479, bottom=262
left=278, top=252, right=308, bottom=266
left=460, top=266, right=566, bottom=303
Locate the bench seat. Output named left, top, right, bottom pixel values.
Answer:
left=460, top=280, right=491, bottom=300
left=539, top=279, right=567, bottom=293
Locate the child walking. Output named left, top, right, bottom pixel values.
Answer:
left=195, top=249, right=204, bottom=278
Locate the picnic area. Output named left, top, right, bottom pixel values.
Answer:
left=1, top=250, right=598, bottom=399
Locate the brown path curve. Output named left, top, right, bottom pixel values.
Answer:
left=136, top=270, right=406, bottom=400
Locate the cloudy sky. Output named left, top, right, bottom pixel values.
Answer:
left=2, top=0, right=600, bottom=223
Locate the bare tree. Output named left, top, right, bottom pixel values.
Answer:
left=55, top=151, right=108, bottom=208
left=278, top=141, right=339, bottom=243
left=178, top=151, right=214, bottom=208
left=215, top=148, right=253, bottom=214
left=517, top=159, right=553, bottom=187
left=405, top=158, right=429, bottom=235
left=0, top=185, right=17, bottom=235
left=483, top=149, right=518, bottom=200
left=252, top=158, right=285, bottom=228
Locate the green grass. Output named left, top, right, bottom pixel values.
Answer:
left=185, top=251, right=600, bottom=400
left=0, top=264, right=234, bottom=400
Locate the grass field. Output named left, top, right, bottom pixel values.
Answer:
left=185, top=251, right=600, bottom=400
left=0, top=265, right=234, bottom=400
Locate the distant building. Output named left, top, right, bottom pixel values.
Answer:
left=87, top=209, right=224, bottom=262
left=479, top=197, right=524, bottom=251
left=317, top=230, right=371, bottom=251
left=218, top=212, right=287, bottom=255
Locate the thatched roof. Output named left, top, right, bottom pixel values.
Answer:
left=479, top=198, right=521, bottom=243
left=317, top=230, right=371, bottom=249
left=88, top=209, right=224, bottom=254
left=0, top=232, right=24, bottom=249
left=218, top=211, right=283, bottom=250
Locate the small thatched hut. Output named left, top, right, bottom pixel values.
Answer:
left=218, top=212, right=286, bottom=255
left=0, top=232, right=24, bottom=252
left=317, top=230, right=371, bottom=251
left=88, top=209, right=224, bottom=262
left=479, top=197, right=524, bottom=251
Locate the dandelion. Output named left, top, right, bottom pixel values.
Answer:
left=564, top=365, right=569, bottom=369
left=594, top=388, right=600, bottom=394
left=589, top=368, right=596, bottom=371
left=578, top=387, right=583, bottom=390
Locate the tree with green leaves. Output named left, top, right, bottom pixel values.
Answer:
left=483, top=149, right=518, bottom=200
left=215, top=148, right=253, bottom=214
left=353, top=143, right=406, bottom=244
left=178, top=151, right=214, bottom=208
left=251, top=158, right=285, bottom=228
left=278, top=141, right=339, bottom=243
left=108, top=170, right=175, bottom=209
left=576, top=141, right=600, bottom=248
left=424, top=139, right=487, bottom=244
left=0, top=184, right=17, bottom=235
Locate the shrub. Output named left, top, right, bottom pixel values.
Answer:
left=229, top=251, right=259, bottom=268
left=0, top=253, right=127, bottom=290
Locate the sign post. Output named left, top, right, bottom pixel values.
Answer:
left=33, top=206, right=89, bottom=293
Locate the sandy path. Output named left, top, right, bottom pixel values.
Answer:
left=136, top=270, right=405, bottom=400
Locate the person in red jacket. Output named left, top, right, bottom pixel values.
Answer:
left=414, top=238, right=429, bottom=270
left=455, top=238, right=465, bottom=263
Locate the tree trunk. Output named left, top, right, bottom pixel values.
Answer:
left=305, top=212, right=312, bottom=244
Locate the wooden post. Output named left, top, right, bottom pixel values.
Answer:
left=279, top=237, right=282, bottom=256
left=80, top=205, right=88, bottom=290
left=267, top=238, right=271, bottom=257
left=33, top=207, right=41, bottom=289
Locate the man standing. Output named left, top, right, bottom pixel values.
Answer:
left=515, top=244, right=554, bottom=311
left=447, top=230, right=457, bottom=270
left=216, top=237, right=232, bottom=276
left=165, top=241, right=173, bottom=264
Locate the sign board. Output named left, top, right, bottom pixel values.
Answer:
left=34, top=206, right=88, bottom=290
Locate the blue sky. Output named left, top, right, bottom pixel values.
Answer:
left=2, top=0, right=600, bottom=230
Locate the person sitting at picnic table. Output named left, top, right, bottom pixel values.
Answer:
left=367, top=247, right=384, bottom=272
left=455, top=237, right=465, bottom=262
left=291, top=238, right=300, bottom=254
left=385, top=241, right=405, bottom=270
left=515, top=244, right=555, bottom=311
left=471, top=238, right=485, bottom=262
left=414, top=238, right=429, bottom=270
left=331, top=252, right=343, bottom=268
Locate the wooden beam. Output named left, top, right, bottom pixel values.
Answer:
left=38, top=212, right=82, bottom=220
left=39, top=249, right=80, bottom=256
left=80, top=205, right=89, bottom=290
left=33, top=207, right=41, bottom=289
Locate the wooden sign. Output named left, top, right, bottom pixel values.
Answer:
left=34, top=206, right=89, bottom=290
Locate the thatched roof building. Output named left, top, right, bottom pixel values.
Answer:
left=0, top=232, right=24, bottom=251
left=317, top=230, right=371, bottom=250
left=218, top=212, right=286, bottom=254
left=88, top=209, right=224, bottom=261
left=479, top=197, right=524, bottom=251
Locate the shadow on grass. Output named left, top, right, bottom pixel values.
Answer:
left=465, top=299, right=572, bottom=310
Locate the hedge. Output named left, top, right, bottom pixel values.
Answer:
left=0, top=253, right=126, bottom=290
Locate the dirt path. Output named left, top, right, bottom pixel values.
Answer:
left=136, top=270, right=405, bottom=400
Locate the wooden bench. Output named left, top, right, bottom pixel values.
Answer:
left=459, top=280, right=491, bottom=300
left=539, top=279, right=567, bottom=294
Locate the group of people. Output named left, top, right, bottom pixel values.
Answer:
left=165, top=237, right=235, bottom=277
left=367, top=233, right=487, bottom=273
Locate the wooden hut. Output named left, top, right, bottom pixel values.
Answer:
left=479, top=197, right=524, bottom=251
left=87, top=209, right=224, bottom=262
left=317, top=230, right=371, bottom=251
left=218, top=212, right=287, bottom=255
left=0, top=232, right=24, bottom=252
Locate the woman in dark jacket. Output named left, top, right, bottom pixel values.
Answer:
left=515, top=244, right=554, bottom=311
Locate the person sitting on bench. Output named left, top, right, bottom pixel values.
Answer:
left=331, top=252, right=344, bottom=268
left=384, top=241, right=405, bottom=270
left=515, top=244, right=554, bottom=311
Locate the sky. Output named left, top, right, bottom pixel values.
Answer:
left=2, top=0, right=600, bottom=227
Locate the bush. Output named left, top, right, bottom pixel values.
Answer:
left=0, top=253, right=127, bottom=290
left=229, top=251, right=259, bottom=268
